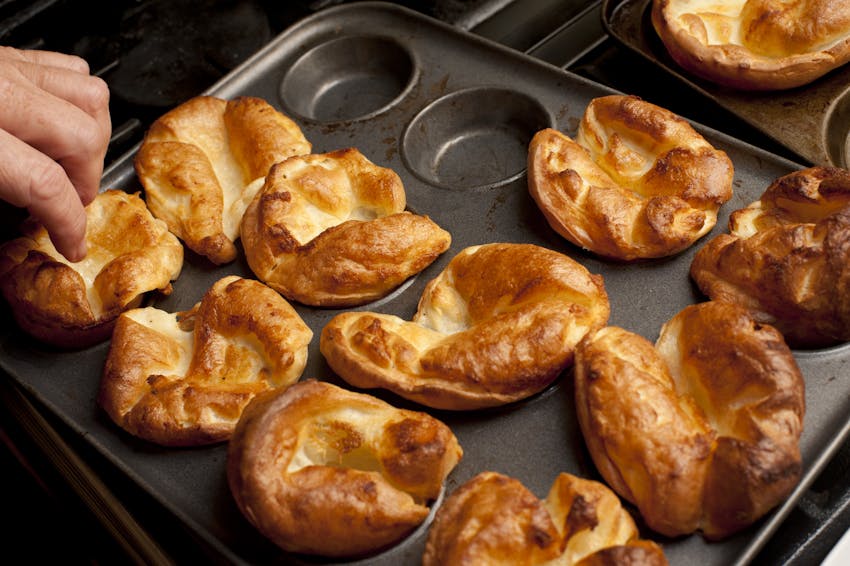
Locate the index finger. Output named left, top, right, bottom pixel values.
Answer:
left=0, top=128, right=87, bottom=261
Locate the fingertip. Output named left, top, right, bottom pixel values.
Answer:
left=79, top=183, right=99, bottom=206
left=66, top=205, right=89, bottom=262
left=69, top=239, right=88, bottom=263
left=50, top=231, right=87, bottom=262
left=40, top=188, right=89, bottom=262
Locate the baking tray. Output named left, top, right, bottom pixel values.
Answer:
left=1, top=2, right=848, bottom=565
left=601, top=0, right=850, bottom=168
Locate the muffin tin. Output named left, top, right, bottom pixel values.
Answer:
left=602, top=0, right=850, bottom=168
left=2, top=2, right=849, bottom=565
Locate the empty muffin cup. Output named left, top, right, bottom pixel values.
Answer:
left=279, top=35, right=416, bottom=122
left=401, top=87, right=552, bottom=190
left=825, top=89, right=850, bottom=168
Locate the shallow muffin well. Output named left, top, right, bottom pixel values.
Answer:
left=825, top=89, right=850, bottom=168
left=279, top=35, right=416, bottom=122
left=278, top=33, right=552, bottom=192
left=401, top=87, right=553, bottom=190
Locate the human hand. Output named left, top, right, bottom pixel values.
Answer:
left=0, top=46, right=111, bottom=261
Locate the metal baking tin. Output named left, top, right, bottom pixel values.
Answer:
left=1, top=3, right=848, bottom=565
left=601, top=0, right=850, bottom=168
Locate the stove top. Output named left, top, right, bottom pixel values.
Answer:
left=2, top=0, right=532, bottom=163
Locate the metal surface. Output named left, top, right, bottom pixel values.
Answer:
left=2, top=3, right=849, bottom=565
left=602, top=0, right=850, bottom=168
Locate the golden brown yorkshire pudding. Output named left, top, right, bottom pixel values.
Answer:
left=652, top=0, right=850, bottom=90
left=320, top=243, right=609, bottom=410
left=691, top=166, right=850, bottom=347
left=0, top=190, right=183, bottom=349
left=422, top=471, right=668, bottom=566
left=135, top=95, right=311, bottom=265
left=240, top=147, right=451, bottom=307
left=98, top=276, right=312, bottom=446
left=574, top=301, right=805, bottom=540
left=227, top=379, right=462, bottom=558
left=242, top=149, right=451, bottom=307
left=528, top=95, right=733, bottom=261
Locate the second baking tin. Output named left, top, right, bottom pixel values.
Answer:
left=602, top=0, right=850, bottom=168
left=2, top=2, right=849, bottom=565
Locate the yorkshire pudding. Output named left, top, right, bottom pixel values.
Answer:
left=227, top=379, right=462, bottom=557
left=528, top=95, right=733, bottom=261
left=240, top=147, right=451, bottom=307
left=98, top=276, right=312, bottom=446
left=320, top=243, right=609, bottom=410
left=135, top=95, right=311, bottom=264
left=0, top=189, right=183, bottom=348
left=574, top=301, right=805, bottom=540
left=652, top=0, right=850, bottom=90
left=691, top=166, right=850, bottom=347
left=422, top=471, right=668, bottom=565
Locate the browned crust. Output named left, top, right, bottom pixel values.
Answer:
left=135, top=95, right=311, bottom=265
left=97, top=276, right=312, bottom=446
left=240, top=148, right=452, bottom=307
left=423, top=472, right=562, bottom=565
left=651, top=0, right=850, bottom=90
left=227, top=380, right=462, bottom=557
left=574, top=301, right=805, bottom=539
left=320, top=243, right=610, bottom=410
left=575, top=541, right=669, bottom=566
left=136, top=137, right=237, bottom=264
left=422, top=471, right=668, bottom=565
left=690, top=166, right=850, bottom=347
left=528, top=95, right=733, bottom=260
left=0, top=190, right=182, bottom=349
left=223, top=95, right=312, bottom=181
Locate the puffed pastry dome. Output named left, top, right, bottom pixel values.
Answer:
left=652, top=0, right=850, bottom=90
left=574, top=301, right=805, bottom=540
left=98, top=276, right=312, bottom=446
left=135, top=95, right=311, bottom=264
left=528, top=95, right=733, bottom=260
left=227, top=379, right=462, bottom=557
left=0, top=189, right=183, bottom=348
left=690, top=165, right=850, bottom=347
left=240, top=147, right=451, bottom=307
left=320, top=242, right=609, bottom=410
left=423, top=471, right=668, bottom=565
